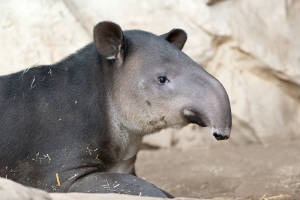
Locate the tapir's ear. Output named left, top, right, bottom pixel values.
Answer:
left=93, top=21, right=125, bottom=63
left=161, top=29, right=187, bottom=50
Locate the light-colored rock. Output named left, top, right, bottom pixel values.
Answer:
left=0, top=0, right=90, bottom=75
left=0, top=178, right=50, bottom=200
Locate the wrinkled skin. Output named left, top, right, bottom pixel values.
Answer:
left=0, top=22, right=231, bottom=197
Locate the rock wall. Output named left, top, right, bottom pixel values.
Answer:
left=0, top=0, right=299, bottom=146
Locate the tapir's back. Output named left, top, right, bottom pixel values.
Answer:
left=0, top=45, right=113, bottom=190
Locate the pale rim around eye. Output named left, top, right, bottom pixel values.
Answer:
left=158, top=76, right=170, bottom=84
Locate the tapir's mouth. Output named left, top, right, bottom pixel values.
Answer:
left=182, top=108, right=208, bottom=127
left=182, top=108, right=230, bottom=141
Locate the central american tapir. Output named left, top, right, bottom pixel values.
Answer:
left=0, top=21, right=232, bottom=197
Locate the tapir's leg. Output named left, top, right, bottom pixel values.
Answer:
left=67, top=172, right=173, bottom=198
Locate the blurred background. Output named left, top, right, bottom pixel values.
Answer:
left=0, top=0, right=299, bottom=199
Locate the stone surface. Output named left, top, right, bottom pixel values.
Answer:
left=0, top=0, right=299, bottom=146
left=0, top=178, right=51, bottom=200
left=0, top=0, right=90, bottom=75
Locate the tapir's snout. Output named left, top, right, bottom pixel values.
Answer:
left=181, top=72, right=232, bottom=141
left=211, top=127, right=231, bottom=140
left=182, top=108, right=231, bottom=141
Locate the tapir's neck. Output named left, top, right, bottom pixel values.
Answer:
left=105, top=98, right=142, bottom=174
left=104, top=79, right=142, bottom=172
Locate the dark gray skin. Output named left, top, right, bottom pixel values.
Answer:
left=67, top=172, right=172, bottom=197
left=0, top=21, right=231, bottom=197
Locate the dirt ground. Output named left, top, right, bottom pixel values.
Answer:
left=136, top=138, right=300, bottom=200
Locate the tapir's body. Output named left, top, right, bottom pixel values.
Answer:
left=0, top=43, right=120, bottom=191
left=0, top=22, right=231, bottom=197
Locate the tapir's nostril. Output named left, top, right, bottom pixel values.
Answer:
left=211, top=127, right=230, bottom=140
left=213, top=133, right=229, bottom=140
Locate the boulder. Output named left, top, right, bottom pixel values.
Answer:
left=0, top=0, right=90, bottom=75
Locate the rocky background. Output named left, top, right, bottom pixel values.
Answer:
left=0, top=0, right=299, bottom=199
left=1, top=0, right=299, bottom=146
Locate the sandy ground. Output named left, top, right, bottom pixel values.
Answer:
left=136, top=138, right=300, bottom=200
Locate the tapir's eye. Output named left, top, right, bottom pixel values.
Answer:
left=158, top=76, right=169, bottom=84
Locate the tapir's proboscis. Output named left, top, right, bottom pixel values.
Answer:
left=0, top=21, right=232, bottom=197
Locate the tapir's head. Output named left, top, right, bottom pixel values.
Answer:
left=94, top=22, right=232, bottom=140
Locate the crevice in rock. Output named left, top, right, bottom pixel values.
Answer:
left=284, top=0, right=297, bottom=17
left=196, top=25, right=233, bottom=48
left=230, top=46, right=255, bottom=59
left=195, top=24, right=233, bottom=66
left=249, top=67, right=300, bottom=103
left=211, top=35, right=232, bottom=50
left=228, top=46, right=300, bottom=103
left=206, top=0, right=227, bottom=6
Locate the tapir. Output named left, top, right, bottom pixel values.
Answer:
left=0, top=21, right=232, bottom=197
